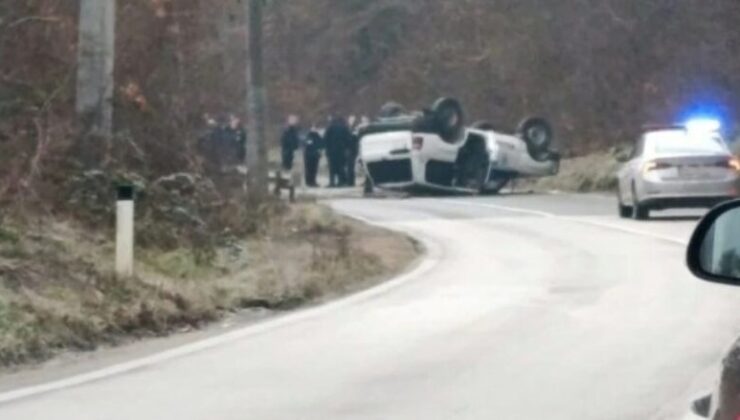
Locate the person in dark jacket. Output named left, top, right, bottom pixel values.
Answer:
left=280, top=115, right=301, bottom=171
left=303, top=124, right=324, bottom=187
left=324, top=115, right=352, bottom=187
left=227, top=114, right=247, bottom=163
left=198, top=114, right=240, bottom=173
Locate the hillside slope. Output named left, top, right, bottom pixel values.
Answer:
left=268, top=0, right=740, bottom=152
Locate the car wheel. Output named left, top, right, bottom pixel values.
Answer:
left=618, top=203, right=633, bottom=218
left=633, top=203, right=649, bottom=220
left=631, top=185, right=649, bottom=220
left=432, top=97, right=465, bottom=143
left=518, top=117, right=553, bottom=160
left=617, top=190, right=633, bottom=218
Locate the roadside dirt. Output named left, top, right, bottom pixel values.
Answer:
left=0, top=202, right=420, bottom=371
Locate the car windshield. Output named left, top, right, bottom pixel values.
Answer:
left=647, top=130, right=727, bottom=155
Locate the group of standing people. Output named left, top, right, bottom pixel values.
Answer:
left=198, top=111, right=368, bottom=188
left=280, top=114, right=367, bottom=188
left=198, top=113, right=247, bottom=172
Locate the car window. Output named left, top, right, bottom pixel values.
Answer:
left=645, top=130, right=727, bottom=156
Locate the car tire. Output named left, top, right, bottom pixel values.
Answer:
left=432, top=97, right=465, bottom=143
left=618, top=203, right=633, bottom=218
left=518, top=117, right=553, bottom=160
left=617, top=190, right=633, bottom=218
left=631, top=185, right=649, bottom=220
left=633, top=203, right=649, bottom=220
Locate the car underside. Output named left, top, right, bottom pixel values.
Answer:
left=359, top=98, right=560, bottom=195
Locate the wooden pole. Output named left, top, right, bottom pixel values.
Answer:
left=245, top=0, right=268, bottom=199
left=76, top=0, right=116, bottom=137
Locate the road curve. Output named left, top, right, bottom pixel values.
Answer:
left=2, top=193, right=740, bottom=420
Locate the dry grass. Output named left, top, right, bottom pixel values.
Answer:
left=0, top=204, right=418, bottom=369
left=527, top=152, right=621, bottom=193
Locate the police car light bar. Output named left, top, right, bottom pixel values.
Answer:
left=685, top=118, right=721, bottom=134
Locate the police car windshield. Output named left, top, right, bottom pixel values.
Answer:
left=646, top=130, right=727, bottom=156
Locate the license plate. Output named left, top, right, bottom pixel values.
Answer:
left=678, top=166, right=714, bottom=179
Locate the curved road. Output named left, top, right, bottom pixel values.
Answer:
left=2, top=193, right=740, bottom=419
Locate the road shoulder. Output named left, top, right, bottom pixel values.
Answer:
left=0, top=202, right=422, bottom=393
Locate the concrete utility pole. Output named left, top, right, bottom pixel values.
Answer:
left=76, top=0, right=116, bottom=137
left=245, top=0, right=268, bottom=198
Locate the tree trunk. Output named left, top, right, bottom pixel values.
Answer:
left=76, top=0, right=116, bottom=137
left=245, top=0, right=268, bottom=199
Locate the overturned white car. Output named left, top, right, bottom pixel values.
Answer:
left=359, top=98, right=560, bottom=195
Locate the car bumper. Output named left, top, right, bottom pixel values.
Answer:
left=640, top=195, right=734, bottom=209
left=638, top=177, right=739, bottom=208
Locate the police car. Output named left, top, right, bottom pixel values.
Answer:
left=616, top=119, right=740, bottom=220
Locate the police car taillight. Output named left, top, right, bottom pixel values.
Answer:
left=643, top=160, right=672, bottom=174
left=723, top=157, right=740, bottom=171
left=412, top=136, right=424, bottom=150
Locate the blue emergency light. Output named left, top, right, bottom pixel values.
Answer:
left=685, top=118, right=721, bottom=134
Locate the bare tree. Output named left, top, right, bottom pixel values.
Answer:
left=245, top=0, right=268, bottom=198
left=76, top=0, right=116, bottom=137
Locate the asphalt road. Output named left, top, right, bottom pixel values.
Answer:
left=2, top=193, right=740, bottom=420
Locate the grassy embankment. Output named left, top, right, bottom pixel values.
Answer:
left=527, top=152, right=622, bottom=193
left=0, top=203, right=419, bottom=369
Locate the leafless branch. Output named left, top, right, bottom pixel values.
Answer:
left=2, top=15, right=62, bottom=30
left=600, top=2, right=634, bottom=29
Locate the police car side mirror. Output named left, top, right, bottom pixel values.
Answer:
left=687, top=199, right=740, bottom=285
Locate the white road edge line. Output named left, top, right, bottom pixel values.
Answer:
left=0, top=218, right=440, bottom=405
left=443, top=200, right=688, bottom=245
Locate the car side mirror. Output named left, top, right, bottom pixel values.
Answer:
left=687, top=199, right=740, bottom=285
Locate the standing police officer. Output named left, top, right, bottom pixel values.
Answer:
left=303, top=124, right=324, bottom=187
left=324, top=115, right=352, bottom=187
left=280, top=115, right=301, bottom=171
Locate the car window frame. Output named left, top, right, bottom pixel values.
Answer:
left=643, top=129, right=728, bottom=156
left=654, top=138, right=728, bottom=155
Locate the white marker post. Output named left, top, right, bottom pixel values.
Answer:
left=115, top=185, right=135, bottom=278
